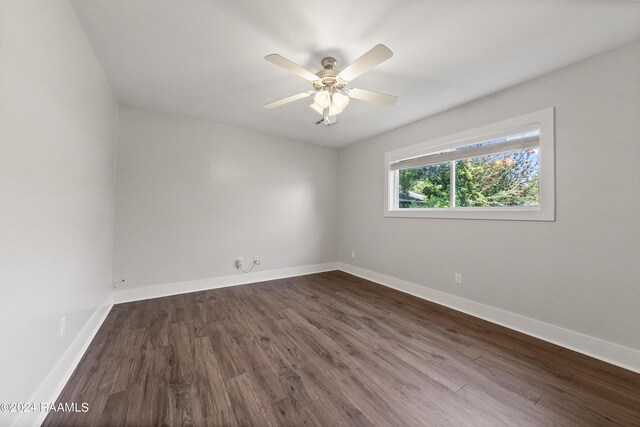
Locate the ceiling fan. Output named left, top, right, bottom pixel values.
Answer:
left=263, top=44, right=397, bottom=125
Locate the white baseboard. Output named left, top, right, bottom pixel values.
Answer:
left=13, top=300, right=113, bottom=427
left=338, top=262, right=640, bottom=374
left=113, top=262, right=339, bottom=304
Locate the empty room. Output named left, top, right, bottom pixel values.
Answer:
left=2, top=0, right=640, bottom=425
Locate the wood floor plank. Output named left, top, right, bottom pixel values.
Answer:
left=44, top=271, right=640, bottom=426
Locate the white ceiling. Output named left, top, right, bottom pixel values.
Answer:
left=70, top=0, right=640, bottom=147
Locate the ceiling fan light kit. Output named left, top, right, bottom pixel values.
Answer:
left=311, top=87, right=349, bottom=116
left=313, top=89, right=332, bottom=109
left=332, top=91, right=349, bottom=109
left=264, top=44, right=398, bottom=125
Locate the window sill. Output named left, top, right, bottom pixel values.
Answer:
left=384, top=206, right=554, bottom=221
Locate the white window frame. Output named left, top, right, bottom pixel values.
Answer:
left=384, top=108, right=555, bottom=221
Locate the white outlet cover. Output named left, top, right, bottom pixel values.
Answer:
left=455, top=273, right=463, bottom=285
left=351, top=251, right=356, bottom=258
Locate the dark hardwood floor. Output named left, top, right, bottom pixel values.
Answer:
left=44, top=271, right=640, bottom=426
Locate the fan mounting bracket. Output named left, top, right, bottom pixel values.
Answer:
left=321, top=57, right=337, bottom=70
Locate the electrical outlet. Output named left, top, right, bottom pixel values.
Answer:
left=455, top=273, right=463, bottom=285
left=253, top=255, right=260, bottom=263
left=351, top=250, right=356, bottom=258
left=235, top=257, right=243, bottom=269
left=59, top=316, right=66, bottom=338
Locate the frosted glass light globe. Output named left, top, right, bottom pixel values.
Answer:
left=332, top=91, right=350, bottom=110
left=328, top=103, right=344, bottom=116
left=314, top=90, right=331, bottom=108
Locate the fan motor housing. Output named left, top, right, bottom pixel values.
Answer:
left=314, top=57, right=345, bottom=90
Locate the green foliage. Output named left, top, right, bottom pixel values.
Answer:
left=399, top=162, right=450, bottom=208
left=399, top=149, right=539, bottom=208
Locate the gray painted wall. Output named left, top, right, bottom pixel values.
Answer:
left=113, top=106, right=339, bottom=288
left=0, top=0, right=117, bottom=419
left=338, top=42, right=640, bottom=351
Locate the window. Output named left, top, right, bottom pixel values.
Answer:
left=385, top=108, right=554, bottom=220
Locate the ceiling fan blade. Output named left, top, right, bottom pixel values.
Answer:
left=265, top=54, right=319, bottom=82
left=338, top=44, right=393, bottom=82
left=348, top=88, right=397, bottom=105
left=264, top=92, right=313, bottom=109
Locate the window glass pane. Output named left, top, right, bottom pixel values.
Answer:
left=399, top=162, right=451, bottom=208
left=454, top=148, right=539, bottom=207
